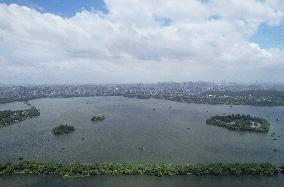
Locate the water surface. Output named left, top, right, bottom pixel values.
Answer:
left=1, top=175, right=284, bottom=187
left=1, top=96, right=284, bottom=186
left=0, top=96, right=283, bottom=165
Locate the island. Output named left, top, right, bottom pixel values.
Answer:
left=52, top=124, right=75, bottom=135
left=206, top=114, right=270, bottom=133
left=0, top=106, right=40, bottom=127
left=91, top=115, right=105, bottom=122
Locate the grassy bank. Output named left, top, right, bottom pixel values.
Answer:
left=280, top=165, right=284, bottom=173
left=0, top=162, right=279, bottom=178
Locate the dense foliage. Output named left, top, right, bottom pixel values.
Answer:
left=0, top=162, right=278, bottom=178
left=52, top=125, right=75, bottom=135
left=91, top=115, right=105, bottom=122
left=280, top=165, right=284, bottom=173
left=0, top=107, right=40, bottom=127
left=206, top=114, right=270, bottom=133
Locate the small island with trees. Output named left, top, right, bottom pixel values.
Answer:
left=91, top=115, right=105, bottom=122
left=52, top=124, right=75, bottom=135
left=206, top=114, right=270, bottom=133
left=0, top=106, right=40, bottom=127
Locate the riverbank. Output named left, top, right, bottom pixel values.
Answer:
left=0, top=162, right=281, bottom=178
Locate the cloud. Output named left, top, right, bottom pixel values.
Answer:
left=0, top=0, right=283, bottom=84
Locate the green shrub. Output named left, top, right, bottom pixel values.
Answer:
left=52, top=125, right=75, bottom=135
left=91, top=116, right=105, bottom=122
left=0, top=161, right=279, bottom=178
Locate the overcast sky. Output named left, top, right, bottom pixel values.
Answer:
left=0, top=0, right=283, bottom=84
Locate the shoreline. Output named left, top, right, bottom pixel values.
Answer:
left=1, top=95, right=284, bottom=107
left=0, top=161, right=283, bottom=178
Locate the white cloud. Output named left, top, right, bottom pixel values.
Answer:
left=0, top=0, right=283, bottom=84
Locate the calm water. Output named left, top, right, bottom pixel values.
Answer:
left=0, top=96, right=284, bottom=186
left=1, top=175, right=284, bottom=187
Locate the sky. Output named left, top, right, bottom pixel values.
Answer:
left=0, top=0, right=283, bottom=84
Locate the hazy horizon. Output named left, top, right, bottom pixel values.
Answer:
left=1, top=80, right=284, bottom=87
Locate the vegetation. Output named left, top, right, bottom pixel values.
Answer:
left=124, top=90, right=284, bottom=106
left=0, top=96, right=45, bottom=104
left=206, top=114, right=270, bottom=133
left=0, top=107, right=40, bottom=127
left=0, top=161, right=278, bottom=178
left=280, top=165, right=284, bottom=173
left=52, top=125, right=75, bottom=135
left=91, top=115, right=105, bottom=122
left=2, top=89, right=284, bottom=106
left=197, top=90, right=284, bottom=106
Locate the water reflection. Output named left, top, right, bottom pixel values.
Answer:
left=1, top=175, right=284, bottom=187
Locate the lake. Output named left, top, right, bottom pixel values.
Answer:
left=1, top=175, right=284, bottom=187
left=0, top=96, right=283, bottom=186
